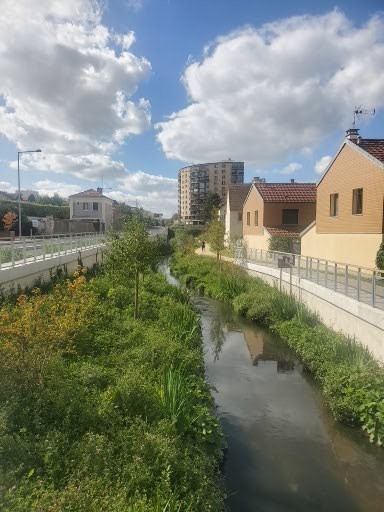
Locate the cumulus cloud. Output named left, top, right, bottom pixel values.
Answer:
left=279, top=162, right=302, bottom=175
left=112, top=171, right=178, bottom=216
left=125, top=0, right=145, bottom=11
left=314, top=155, right=332, bottom=174
left=0, top=181, right=16, bottom=192
left=157, top=11, right=384, bottom=166
left=32, top=180, right=82, bottom=198
left=0, top=0, right=151, bottom=179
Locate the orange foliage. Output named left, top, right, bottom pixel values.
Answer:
left=0, top=269, right=99, bottom=386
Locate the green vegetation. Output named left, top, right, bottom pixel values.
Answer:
left=206, top=211, right=225, bottom=264
left=202, top=192, right=222, bottom=223
left=0, top=199, right=69, bottom=220
left=171, top=253, right=384, bottom=446
left=376, top=241, right=384, bottom=270
left=169, top=228, right=198, bottom=256
left=268, top=235, right=295, bottom=253
left=0, top=245, right=224, bottom=509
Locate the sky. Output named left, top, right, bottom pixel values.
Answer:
left=0, top=0, right=383, bottom=216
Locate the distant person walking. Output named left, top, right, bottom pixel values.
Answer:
left=201, top=240, right=206, bottom=252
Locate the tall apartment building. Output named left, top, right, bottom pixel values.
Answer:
left=178, top=160, right=244, bottom=224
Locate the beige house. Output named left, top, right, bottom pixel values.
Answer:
left=69, top=188, right=113, bottom=231
left=301, top=130, right=384, bottom=269
left=222, top=184, right=250, bottom=245
left=243, top=181, right=316, bottom=251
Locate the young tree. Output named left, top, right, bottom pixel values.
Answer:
left=206, top=209, right=225, bottom=266
left=171, top=228, right=196, bottom=255
left=105, top=215, right=161, bottom=318
left=376, top=241, right=384, bottom=270
left=2, top=211, right=17, bottom=231
left=202, top=192, right=222, bottom=223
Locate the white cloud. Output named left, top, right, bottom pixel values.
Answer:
left=125, top=0, right=145, bottom=11
left=111, top=171, right=178, bottom=216
left=314, top=155, right=332, bottom=174
left=279, top=162, right=302, bottom=175
left=157, top=11, right=384, bottom=166
left=32, top=180, right=82, bottom=198
left=0, top=181, right=16, bottom=192
left=0, top=0, right=151, bottom=180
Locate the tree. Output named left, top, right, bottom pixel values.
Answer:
left=2, top=210, right=17, bottom=231
left=28, top=194, right=36, bottom=203
left=268, top=236, right=294, bottom=253
left=206, top=209, right=225, bottom=266
left=376, top=241, right=384, bottom=270
left=202, top=192, right=222, bottom=223
left=105, top=215, right=161, bottom=318
left=171, top=228, right=196, bottom=255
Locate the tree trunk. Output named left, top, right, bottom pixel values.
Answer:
left=134, top=269, right=139, bottom=319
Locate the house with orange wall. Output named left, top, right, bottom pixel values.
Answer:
left=301, top=129, right=384, bottom=269
left=242, top=181, right=316, bottom=252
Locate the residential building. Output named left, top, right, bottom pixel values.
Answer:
left=301, top=129, right=384, bottom=268
left=243, top=180, right=316, bottom=252
left=178, top=160, right=244, bottom=224
left=222, top=184, right=251, bottom=245
left=68, top=188, right=113, bottom=231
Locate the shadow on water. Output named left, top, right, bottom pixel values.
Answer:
left=161, top=262, right=384, bottom=512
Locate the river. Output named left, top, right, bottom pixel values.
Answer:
left=161, top=263, right=384, bottom=511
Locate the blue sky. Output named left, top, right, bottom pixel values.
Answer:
left=0, top=0, right=383, bottom=215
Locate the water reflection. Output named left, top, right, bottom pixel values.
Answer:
left=194, top=295, right=384, bottom=512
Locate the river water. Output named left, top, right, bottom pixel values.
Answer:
left=161, top=263, right=384, bottom=511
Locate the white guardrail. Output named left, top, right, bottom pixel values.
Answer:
left=236, top=247, right=384, bottom=311
left=0, top=233, right=105, bottom=270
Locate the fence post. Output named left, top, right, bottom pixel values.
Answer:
left=309, top=258, right=313, bottom=280
left=289, top=266, right=292, bottom=295
left=298, top=256, right=301, bottom=278
left=334, top=263, right=337, bottom=291
left=317, top=259, right=320, bottom=284
left=23, top=238, right=26, bottom=264
left=357, top=268, right=361, bottom=301
left=305, top=257, right=308, bottom=279
left=372, top=271, right=376, bottom=307
left=34, top=237, right=37, bottom=262
left=345, top=265, right=349, bottom=296
left=325, top=261, right=328, bottom=288
left=11, top=239, right=15, bottom=267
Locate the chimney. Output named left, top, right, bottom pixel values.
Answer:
left=252, top=176, right=266, bottom=184
left=346, top=128, right=360, bottom=141
left=97, top=187, right=103, bottom=194
left=290, top=179, right=295, bottom=184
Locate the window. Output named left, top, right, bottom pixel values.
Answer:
left=93, top=202, right=99, bottom=211
left=238, top=212, right=243, bottom=222
left=82, top=202, right=89, bottom=211
left=282, top=209, right=298, bottom=224
left=352, top=188, right=363, bottom=215
left=246, top=212, right=250, bottom=226
left=254, top=210, right=258, bottom=226
left=76, top=202, right=80, bottom=206
left=330, top=193, right=338, bottom=217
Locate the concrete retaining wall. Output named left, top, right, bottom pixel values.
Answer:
left=244, top=261, right=384, bottom=363
left=0, top=247, right=104, bottom=293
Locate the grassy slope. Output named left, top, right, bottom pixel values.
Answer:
left=171, top=254, right=384, bottom=447
left=0, top=269, right=224, bottom=511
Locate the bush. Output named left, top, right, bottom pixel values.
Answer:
left=376, top=241, right=384, bottom=270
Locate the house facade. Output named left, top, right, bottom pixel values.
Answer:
left=243, top=181, right=316, bottom=252
left=223, top=184, right=250, bottom=245
left=69, top=188, right=113, bottom=231
left=301, top=131, right=384, bottom=269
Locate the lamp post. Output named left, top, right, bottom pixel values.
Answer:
left=17, top=149, right=42, bottom=238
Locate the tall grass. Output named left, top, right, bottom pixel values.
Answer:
left=159, top=363, right=189, bottom=426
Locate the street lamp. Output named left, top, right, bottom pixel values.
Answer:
left=17, top=149, right=42, bottom=238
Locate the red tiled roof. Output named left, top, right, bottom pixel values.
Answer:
left=255, top=183, right=316, bottom=203
left=352, top=139, right=384, bottom=164
left=228, top=184, right=251, bottom=210
left=69, top=189, right=110, bottom=199
left=265, top=226, right=303, bottom=238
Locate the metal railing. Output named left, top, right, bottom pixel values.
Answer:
left=237, top=247, right=384, bottom=311
left=0, top=232, right=105, bottom=270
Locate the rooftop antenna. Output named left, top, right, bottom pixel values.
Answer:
left=353, top=106, right=375, bottom=128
